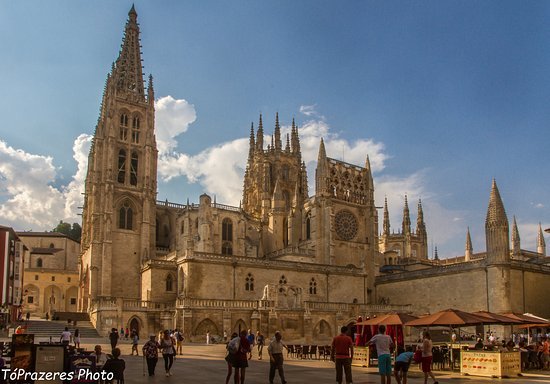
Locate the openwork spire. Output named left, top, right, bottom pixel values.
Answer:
left=465, top=227, right=473, bottom=261
left=274, top=112, right=282, bottom=151
left=416, top=199, right=426, bottom=235
left=111, top=6, right=146, bottom=101
left=511, top=216, right=520, bottom=256
left=256, top=114, right=264, bottom=151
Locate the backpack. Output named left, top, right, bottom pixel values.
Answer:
left=177, top=333, right=184, bottom=342
left=227, top=337, right=240, bottom=354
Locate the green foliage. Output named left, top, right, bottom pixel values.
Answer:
left=53, top=220, right=82, bottom=242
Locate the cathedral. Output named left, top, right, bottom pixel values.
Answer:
left=79, top=7, right=550, bottom=341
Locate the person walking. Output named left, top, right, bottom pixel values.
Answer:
left=369, top=324, right=394, bottom=384
left=109, top=328, right=119, bottom=353
left=60, top=327, right=71, bottom=347
left=267, top=331, right=287, bottom=384
left=331, top=326, right=354, bottom=384
left=421, top=332, right=438, bottom=384
left=131, top=330, right=139, bottom=356
left=174, top=329, right=184, bottom=355
left=73, top=328, right=80, bottom=349
left=160, top=329, right=176, bottom=377
left=102, top=347, right=126, bottom=383
left=257, top=331, right=265, bottom=360
left=246, top=329, right=255, bottom=358
left=206, top=330, right=211, bottom=345
left=233, top=330, right=251, bottom=384
left=225, top=332, right=239, bottom=384
left=142, top=334, right=160, bottom=376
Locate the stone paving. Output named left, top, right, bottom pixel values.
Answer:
left=73, top=338, right=550, bottom=384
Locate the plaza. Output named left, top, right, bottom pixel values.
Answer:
left=70, top=337, right=549, bottom=384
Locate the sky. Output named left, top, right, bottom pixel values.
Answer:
left=0, top=0, right=549, bottom=259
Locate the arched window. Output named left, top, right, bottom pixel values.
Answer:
left=119, top=200, right=133, bottom=230
left=309, top=278, right=317, bottom=295
left=130, top=151, right=138, bottom=186
left=49, top=243, right=54, bottom=248
left=166, top=274, right=173, bottom=291
left=245, top=273, right=254, bottom=291
left=306, top=212, right=311, bottom=240
left=132, top=116, right=140, bottom=143
left=222, top=218, right=233, bottom=241
left=222, top=218, right=233, bottom=255
left=36, top=258, right=43, bottom=268
left=119, top=114, right=128, bottom=141
left=117, top=149, right=126, bottom=183
left=283, top=218, right=288, bottom=247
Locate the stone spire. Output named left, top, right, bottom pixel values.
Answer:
left=511, top=216, right=521, bottom=256
left=256, top=114, right=264, bottom=151
left=248, top=122, right=255, bottom=162
left=315, top=138, right=329, bottom=196
left=537, top=223, right=546, bottom=256
left=485, top=179, right=510, bottom=263
left=291, top=118, right=301, bottom=155
left=382, top=196, right=390, bottom=236
left=285, top=133, right=291, bottom=153
left=416, top=199, right=426, bottom=235
left=111, top=5, right=146, bottom=100
left=147, top=74, right=154, bottom=104
left=465, top=227, right=473, bottom=261
left=402, top=195, right=411, bottom=235
left=274, top=112, right=282, bottom=151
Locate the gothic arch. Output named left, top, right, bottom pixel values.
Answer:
left=234, top=319, right=247, bottom=335
left=178, top=267, right=184, bottom=296
left=313, top=319, right=333, bottom=342
left=194, top=318, right=218, bottom=338
left=127, top=316, right=143, bottom=336
left=114, top=195, right=139, bottom=231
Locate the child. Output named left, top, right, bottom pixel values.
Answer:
left=394, top=346, right=414, bottom=384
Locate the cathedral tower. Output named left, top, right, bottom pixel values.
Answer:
left=242, top=114, right=307, bottom=255
left=80, top=6, right=157, bottom=307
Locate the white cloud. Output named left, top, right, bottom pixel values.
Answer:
left=155, top=96, right=197, bottom=155
left=299, top=104, right=320, bottom=117
left=62, top=134, right=92, bottom=220
left=0, top=140, right=64, bottom=230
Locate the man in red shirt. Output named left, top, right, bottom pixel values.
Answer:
left=331, top=326, right=354, bottom=384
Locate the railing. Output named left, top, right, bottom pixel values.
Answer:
left=212, top=202, right=241, bottom=212
left=266, top=246, right=315, bottom=259
left=176, top=298, right=259, bottom=309
left=376, top=259, right=485, bottom=283
left=156, top=200, right=241, bottom=212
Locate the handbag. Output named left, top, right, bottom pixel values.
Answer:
left=413, top=349, right=422, bottom=363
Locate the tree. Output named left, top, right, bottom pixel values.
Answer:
left=53, top=221, right=82, bottom=242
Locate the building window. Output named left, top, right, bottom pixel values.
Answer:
left=49, top=243, right=54, bottom=248
left=130, top=152, right=138, bottom=186
left=306, top=212, right=311, bottom=240
left=34, top=275, right=38, bottom=281
left=222, top=218, right=233, bottom=241
left=117, top=149, right=126, bottom=183
left=222, top=218, right=233, bottom=255
left=166, top=275, right=173, bottom=291
left=36, top=258, right=43, bottom=268
left=309, top=278, right=317, bottom=295
left=119, top=200, right=133, bottom=230
left=132, top=116, right=140, bottom=143
left=222, top=242, right=233, bottom=255
left=245, top=273, right=254, bottom=291
left=27, top=296, right=34, bottom=304
left=51, top=276, right=55, bottom=282
left=283, top=218, right=288, bottom=246
left=119, top=113, right=128, bottom=141
left=67, top=277, right=71, bottom=283
left=70, top=298, right=77, bottom=305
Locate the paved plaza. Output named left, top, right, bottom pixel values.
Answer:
left=69, top=338, right=549, bottom=384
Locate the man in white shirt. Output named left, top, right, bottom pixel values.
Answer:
left=60, top=327, right=71, bottom=346
left=267, top=331, right=287, bottom=384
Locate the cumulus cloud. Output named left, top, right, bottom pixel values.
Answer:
left=299, top=104, right=321, bottom=118
left=155, top=96, right=197, bottom=155
left=0, top=140, right=65, bottom=229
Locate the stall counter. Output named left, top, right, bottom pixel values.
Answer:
left=460, top=350, right=521, bottom=378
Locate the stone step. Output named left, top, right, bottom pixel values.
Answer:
left=19, top=319, right=99, bottom=338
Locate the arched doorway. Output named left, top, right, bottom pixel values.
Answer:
left=129, top=317, right=140, bottom=336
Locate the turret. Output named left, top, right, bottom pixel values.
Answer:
left=485, top=179, right=510, bottom=264
left=315, top=138, right=329, bottom=196
left=274, top=112, right=282, bottom=151
left=382, top=197, right=390, bottom=236
left=256, top=114, right=264, bottom=151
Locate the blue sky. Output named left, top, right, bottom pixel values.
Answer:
left=0, top=1, right=548, bottom=258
